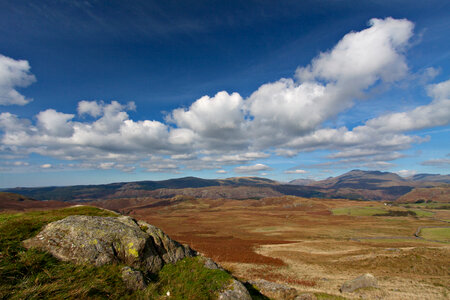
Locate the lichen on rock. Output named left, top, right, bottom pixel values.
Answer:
left=22, top=215, right=195, bottom=275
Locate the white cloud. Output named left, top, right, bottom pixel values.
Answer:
left=37, top=109, right=75, bottom=137
left=0, top=54, right=36, bottom=105
left=297, top=18, right=412, bottom=85
left=216, top=169, right=227, bottom=174
left=247, top=17, right=414, bottom=148
left=396, top=169, right=417, bottom=177
left=284, top=169, right=307, bottom=174
left=421, top=158, right=450, bottom=166
left=40, top=164, right=52, bottom=169
left=0, top=18, right=448, bottom=175
left=168, top=91, right=249, bottom=150
left=77, top=100, right=103, bottom=117
left=234, top=163, right=272, bottom=174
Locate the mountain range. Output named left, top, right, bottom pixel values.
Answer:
left=2, top=170, right=449, bottom=203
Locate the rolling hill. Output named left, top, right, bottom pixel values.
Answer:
left=3, top=170, right=449, bottom=203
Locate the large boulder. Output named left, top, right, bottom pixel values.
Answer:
left=23, top=215, right=195, bottom=274
left=340, top=273, right=378, bottom=293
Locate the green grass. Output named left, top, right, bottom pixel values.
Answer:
left=332, top=206, right=434, bottom=218
left=410, top=209, right=434, bottom=217
left=419, top=227, right=450, bottom=243
left=315, top=292, right=348, bottom=299
left=360, top=238, right=440, bottom=245
left=0, top=206, right=236, bottom=300
left=400, top=203, right=450, bottom=210
left=0, top=206, right=130, bottom=299
left=139, top=257, right=233, bottom=300
left=332, top=207, right=386, bottom=216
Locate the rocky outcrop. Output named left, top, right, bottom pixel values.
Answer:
left=218, top=279, right=252, bottom=300
left=23, top=215, right=195, bottom=275
left=340, top=273, right=378, bottom=293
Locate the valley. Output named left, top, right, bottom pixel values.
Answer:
left=94, top=195, right=450, bottom=299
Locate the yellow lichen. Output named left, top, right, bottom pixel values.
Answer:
left=128, top=242, right=138, bottom=257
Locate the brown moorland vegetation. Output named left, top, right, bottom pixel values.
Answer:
left=108, top=195, right=450, bottom=299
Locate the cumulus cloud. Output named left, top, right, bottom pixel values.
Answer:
left=0, top=54, right=36, bottom=105
left=37, top=109, right=75, bottom=137
left=396, top=170, right=417, bottom=177
left=0, top=18, right=448, bottom=175
left=40, top=164, right=52, bottom=169
left=167, top=91, right=248, bottom=150
left=234, top=163, right=272, bottom=174
left=78, top=100, right=103, bottom=117
left=246, top=17, right=414, bottom=148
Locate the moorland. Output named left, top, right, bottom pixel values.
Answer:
left=1, top=170, right=449, bottom=299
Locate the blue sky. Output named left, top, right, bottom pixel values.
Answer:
left=0, top=0, right=449, bottom=187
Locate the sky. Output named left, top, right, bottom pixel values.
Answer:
left=0, top=0, right=449, bottom=188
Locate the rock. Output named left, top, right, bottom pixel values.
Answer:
left=121, top=266, right=147, bottom=290
left=218, top=279, right=252, bottom=300
left=23, top=215, right=195, bottom=275
left=248, top=279, right=298, bottom=300
left=340, top=273, right=378, bottom=293
left=201, top=256, right=222, bottom=270
left=136, top=220, right=196, bottom=264
left=295, top=293, right=317, bottom=300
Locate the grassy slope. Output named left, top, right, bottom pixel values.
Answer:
left=0, top=206, right=234, bottom=300
left=419, top=228, right=450, bottom=243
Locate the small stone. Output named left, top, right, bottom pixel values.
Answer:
left=248, top=279, right=298, bottom=300
left=202, top=256, right=221, bottom=270
left=340, top=273, right=378, bottom=293
left=295, top=293, right=317, bottom=300
left=121, top=266, right=147, bottom=291
left=218, top=279, right=252, bottom=300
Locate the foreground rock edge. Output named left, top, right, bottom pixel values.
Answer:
left=22, top=213, right=251, bottom=298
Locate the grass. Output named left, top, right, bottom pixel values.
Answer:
left=332, top=206, right=434, bottom=218
left=315, top=292, right=348, bottom=299
left=139, top=257, right=233, bottom=300
left=419, top=227, right=450, bottom=243
left=0, top=206, right=236, bottom=300
left=331, top=207, right=386, bottom=216
left=410, top=209, right=434, bottom=217
left=0, top=206, right=130, bottom=299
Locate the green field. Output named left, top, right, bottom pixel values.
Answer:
left=331, top=206, right=435, bottom=218
left=419, top=227, right=450, bottom=243
left=410, top=209, right=434, bottom=217
left=331, top=207, right=387, bottom=216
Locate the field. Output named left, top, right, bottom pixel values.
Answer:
left=124, top=196, right=450, bottom=299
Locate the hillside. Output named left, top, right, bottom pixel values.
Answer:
left=408, top=174, right=450, bottom=183
left=289, top=170, right=449, bottom=201
left=3, top=177, right=279, bottom=202
left=3, top=171, right=449, bottom=203
left=396, top=185, right=450, bottom=203
left=0, top=192, right=70, bottom=211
